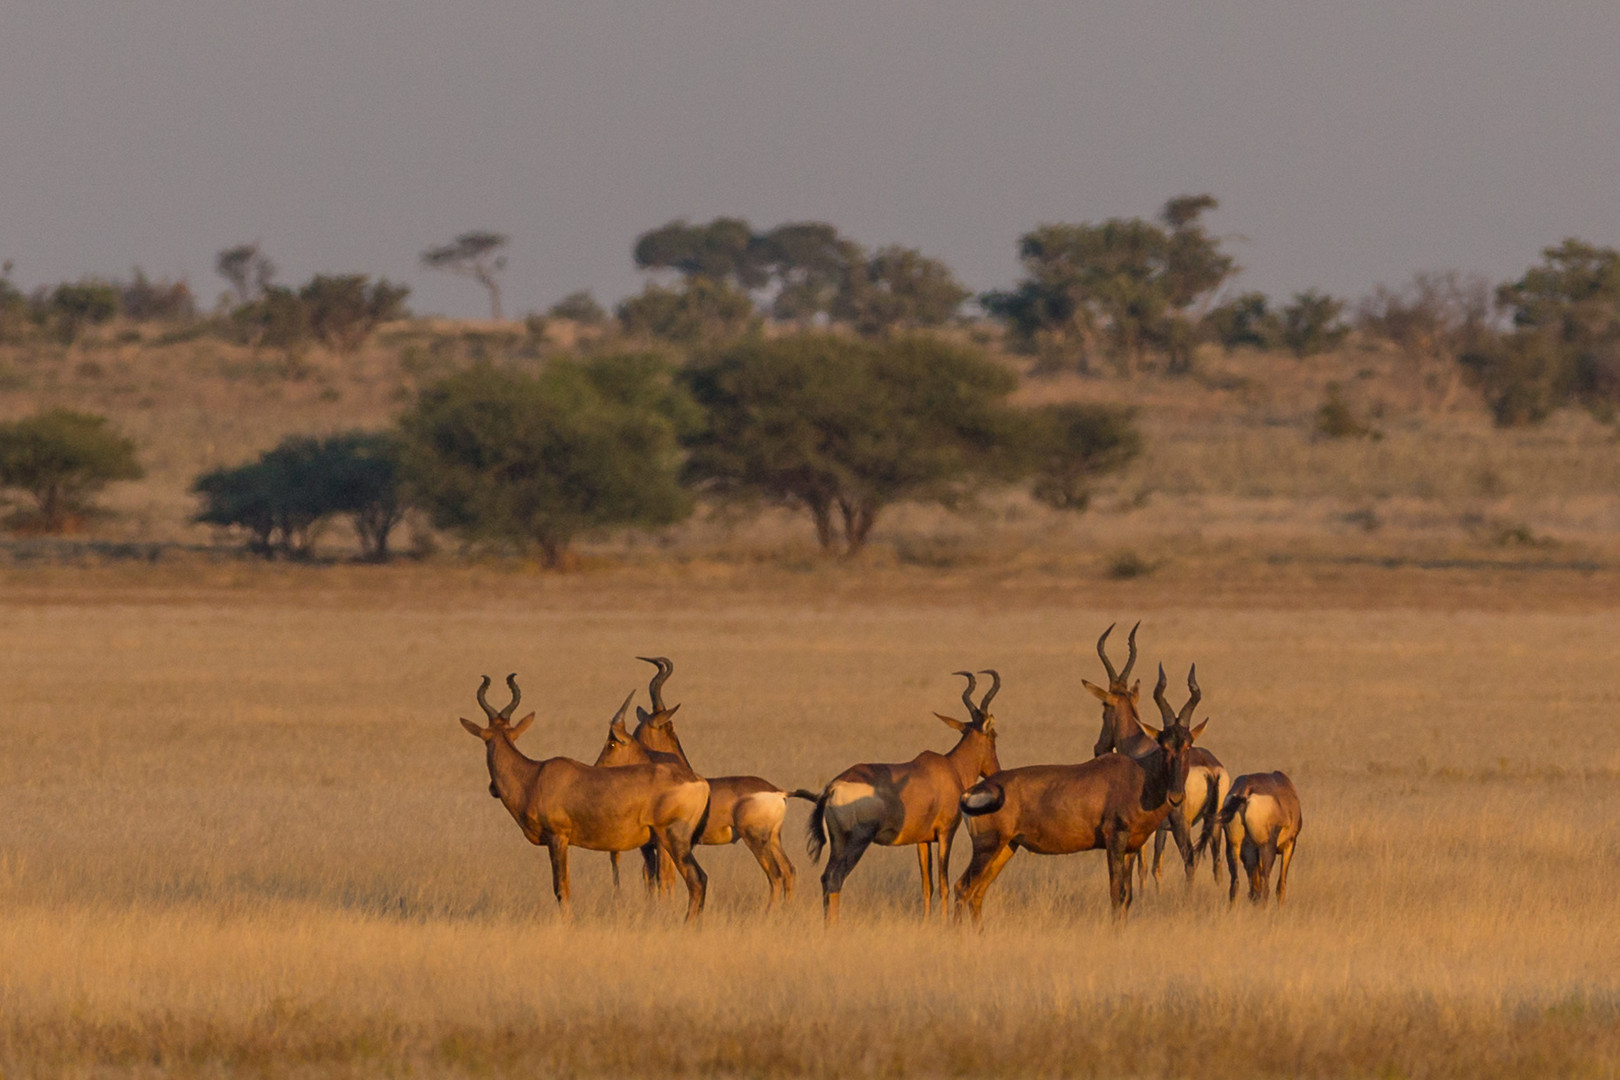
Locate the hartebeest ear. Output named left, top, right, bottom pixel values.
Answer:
left=459, top=717, right=488, bottom=739
left=635, top=705, right=650, bottom=724
left=1138, top=720, right=1162, bottom=739
left=508, top=712, right=535, bottom=738
left=935, top=712, right=968, bottom=732
left=1129, top=679, right=1140, bottom=702
left=1189, top=718, right=1208, bottom=741
left=1081, top=679, right=1110, bottom=702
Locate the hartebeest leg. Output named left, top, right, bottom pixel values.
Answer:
left=545, top=839, right=571, bottom=919
left=1255, top=838, right=1278, bottom=904
left=1241, top=839, right=1263, bottom=903
left=916, top=843, right=934, bottom=916
left=936, top=827, right=955, bottom=924
left=1168, top=809, right=1196, bottom=884
left=610, top=851, right=621, bottom=891
left=821, top=823, right=877, bottom=925
left=639, top=840, right=661, bottom=899
left=655, top=825, right=707, bottom=923
left=1276, top=837, right=1297, bottom=905
left=765, top=824, right=797, bottom=905
left=1225, top=831, right=1243, bottom=905
left=954, top=840, right=1015, bottom=927
left=1151, top=824, right=1168, bottom=886
left=742, top=832, right=785, bottom=910
left=1106, top=827, right=1136, bottom=918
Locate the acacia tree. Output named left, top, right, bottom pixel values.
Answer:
left=193, top=432, right=407, bottom=560
left=982, top=194, right=1234, bottom=375
left=1024, top=403, right=1143, bottom=512
left=421, top=232, right=509, bottom=319
left=682, top=334, right=1020, bottom=555
left=399, top=356, right=693, bottom=567
left=216, top=242, right=276, bottom=305
left=0, top=409, right=142, bottom=531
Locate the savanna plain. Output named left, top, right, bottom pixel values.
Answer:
left=4, top=326, right=1620, bottom=1076
left=2, top=564, right=1619, bottom=1079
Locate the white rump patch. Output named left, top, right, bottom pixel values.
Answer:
left=962, top=789, right=999, bottom=811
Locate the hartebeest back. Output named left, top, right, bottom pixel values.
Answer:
left=806, top=670, right=1002, bottom=924
left=620, top=656, right=817, bottom=909
left=1086, top=623, right=1231, bottom=886
left=1218, top=771, right=1302, bottom=905
left=956, top=663, right=1209, bottom=923
left=459, top=674, right=711, bottom=921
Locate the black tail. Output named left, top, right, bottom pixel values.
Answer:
left=1217, top=790, right=1248, bottom=827
left=805, top=790, right=830, bottom=863
left=960, top=779, right=1005, bottom=816
left=786, top=788, right=820, bottom=803
left=1193, top=780, right=1223, bottom=862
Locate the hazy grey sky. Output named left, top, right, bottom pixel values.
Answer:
left=3, top=3, right=1618, bottom=317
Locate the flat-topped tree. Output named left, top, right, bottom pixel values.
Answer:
left=421, top=231, right=508, bottom=320
left=682, top=333, right=1021, bottom=555
left=0, top=409, right=142, bottom=532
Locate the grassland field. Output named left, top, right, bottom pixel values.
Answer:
left=2, top=563, right=1619, bottom=1078
left=1, top=327, right=1619, bottom=1076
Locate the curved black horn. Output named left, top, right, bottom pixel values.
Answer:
left=1096, top=623, right=1119, bottom=683
left=475, top=675, right=498, bottom=721
left=500, top=673, right=521, bottom=720
left=1152, top=663, right=1177, bottom=724
left=953, top=670, right=980, bottom=722
left=637, top=656, right=673, bottom=712
left=1179, top=664, right=1201, bottom=726
left=977, top=669, right=1001, bottom=717
left=1121, top=621, right=1140, bottom=681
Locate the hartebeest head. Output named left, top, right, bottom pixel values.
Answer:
left=460, top=673, right=534, bottom=743
left=933, top=669, right=1003, bottom=781
left=1084, top=622, right=1143, bottom=757
left=631, top=655, right=688, bottom=762
left=459, top=674, right=537, bottom=799
left=1146, top=663, right=1210, bottom=807
left=592, top=691, right=645, bottom=768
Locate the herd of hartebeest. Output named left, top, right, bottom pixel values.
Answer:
left=459, top=623, right=1303, bottom=924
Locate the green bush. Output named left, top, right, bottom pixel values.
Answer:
left=1024, top=403, right=1143, bottom=511
left=616, top=278, right=758, bottom=345
left=0, top=409, right=142, bottom=532
left=399, top=357, right=693, bottom=567
left=193, top=432, right=406, bottom=560
left=1281, top=290, right=1350, bottom=358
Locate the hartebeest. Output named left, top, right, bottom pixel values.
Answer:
left=955, top=664, right=1209, bottom=924
left=1086, top=623, right=1230, bottom=886
left=459, top=674, right=711, bottom=921
left=618, top=657, right=817, bottom=909
left=806, top=670, right=1002, bottom=924
left=591, top=690, right=664, bottom=895
left=1217, top=771, right=1302, bottom=905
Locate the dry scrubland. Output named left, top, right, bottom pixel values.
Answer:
left=4, top=322, right=1620, bottom=574
left=2, top=570, right=1620, bottom=1078
left=1, top=328, right=1619, bottom=1076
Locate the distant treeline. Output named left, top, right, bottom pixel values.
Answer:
left=4, top=197, right=1618, bottom=426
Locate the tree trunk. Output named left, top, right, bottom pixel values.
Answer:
left=477, top=268, right=504, bottom=321
left=808, top=499, right=836, bottom=553
left=838, top=499, right=878, bottom=556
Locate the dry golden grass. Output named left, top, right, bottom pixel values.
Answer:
left=2, top=569, right=1619, bottom=1077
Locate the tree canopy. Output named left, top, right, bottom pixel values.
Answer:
left=398, top=356, right=694, bottom=566
left=981, top=194, right=1234, bottom=374
left=682, top=334, right=1021, bottom=554
left=0, top=409, right=142, bottom=532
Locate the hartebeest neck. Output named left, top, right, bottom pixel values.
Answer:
left=1097, top=703, right=1155, bottom=760
left=633, top=721, right=691, bottom=768
left=486, top=733, right=541, bottom=821
left=944, top=730, right=994, bottom=789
